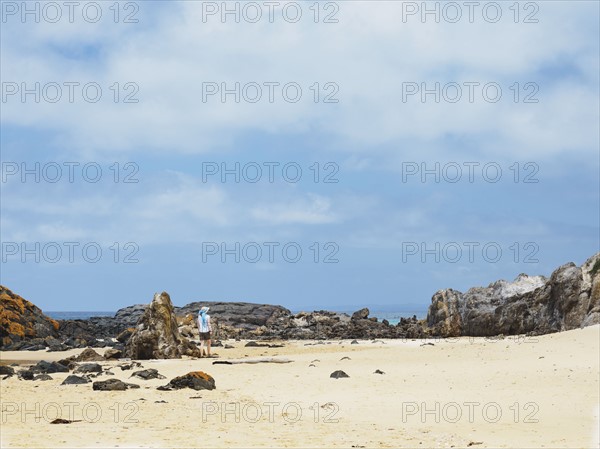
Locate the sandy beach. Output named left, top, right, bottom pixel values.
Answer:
left=1, top=325, right=598, bottom=448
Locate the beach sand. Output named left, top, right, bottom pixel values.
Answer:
left=1, top=325, right=598, bottom=448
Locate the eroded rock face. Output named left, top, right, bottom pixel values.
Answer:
left=0, top=286, right=59, bottom=348
left=125, top=292, right=201, bottom=359
left=427, top=253, right=600, bottom=336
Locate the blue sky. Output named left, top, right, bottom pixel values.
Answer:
left=1, top=1, right=598, bottom=312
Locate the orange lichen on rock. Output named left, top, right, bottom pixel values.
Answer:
left=188, top=371, right=214, bottom=382
left=0, top=285, right=59, bottom=347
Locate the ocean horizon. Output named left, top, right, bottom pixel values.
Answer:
left=45, top=309, right=428, bottom=325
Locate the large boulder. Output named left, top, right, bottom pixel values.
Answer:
left=0, top=286, right=59, bottom=348
left=157, top=371, right=215, bottom=391
left=74, top=348, right=104, bottom=362
left=125, top=292, right=201, bottom=359
left=427, top=252, right=600, bottom=337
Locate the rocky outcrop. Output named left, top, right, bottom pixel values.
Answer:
left=125, top=292, right=201, bottom=359
left=57, top=304, right=147, bottom=345
left=176, top=301, right=291, bottom=330
left=427, top=253, right=600, bottom=336
left=0, top=286, right=59, bottom=348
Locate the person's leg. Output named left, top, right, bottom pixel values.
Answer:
left=207, top=339, right=211, bottom=356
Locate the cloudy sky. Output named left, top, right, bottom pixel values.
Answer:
left=1, top=1, right=598, bottom=312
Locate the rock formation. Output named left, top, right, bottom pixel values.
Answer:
left=125, top=292, right=201, bottom=359
left=157, top=371, right=215, bottom=390
left=0, top=285, right=59, bottom=348
left=427, top=252, right=600, bottom=336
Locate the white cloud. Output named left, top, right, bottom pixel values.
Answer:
left=1, top=1, right=597, bottom=161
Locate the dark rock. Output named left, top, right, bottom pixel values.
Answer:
left=119, top=362, right=142, bottom=371
left=116, top=328, right=134, bottom=344
left=74, top=348, right=104, bottom=362
left=351, top=308, right=370, bottom=320
left=93, top=379, right=140, bottom=391
left=57, top=357, right=77, bottom=370
left=350, top=340, right=359, bottom=344
left=0, top=365, right=15, bottom=376
left=103, top=348, right=122, bottom=360
left=74, top=363, right=103, bottom=374
left=176, top=302, right=291, bottom=333
left=57, top=305, right=146, bottom=345
left=131, top=369, right=165, bottom=380
left=34, top=374, right=53, bottom=381
left=330, top=370, right=349, bottom=379
left=125, top=292, right=201, bottom=359
left=45, top=337, right=69, bottom=352
left=224, top=344, right=234, bottom=349
left=62, top=375, right=90, bottom=385
left=157, top=371, right=215, bottom=391
left=31, top=360, right=68, bottom=374
left=50, top=418, right=81, bottom=424
left=374, top=369, right=385, bottom=374
left=19, top=370, right=34, bottom=380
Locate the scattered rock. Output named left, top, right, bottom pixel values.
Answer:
left=74, top=363, right=103, bottom=374
left=340, top=356, right=351, bottom=361
left=57, top=357, right=77, bottom=370
left=18, top=370, right=34, bottom=380
left=74, top=348, right=104, bottom=362
left=93, top=379, right=140, bottom=391
left=50, top=418, right=82, bottom=424
left=154, top=400, right=168, bottom=403
left=131, top=369, right=166, bottom=380
left=420, top=343, right=435, bottom=347
left=374, top=369, right=385, bottom=375
left=157, top=371, right=215, bottom=391
left=34, top=374, right=53, bottom=381
left=350, top=340, right=359, bottom=345
left=0, top=365, right=15, bottom=376
left=119, top=361, right=142, bottom=371
left=31, top=360, right=68, bottom=374
left=330, top=370, right=349, bottom=379
left=309, top=364, right=316, bottom=367
left=62, top=375, right=90, bottom=385
left=224, top=344, right=235, bottom=349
